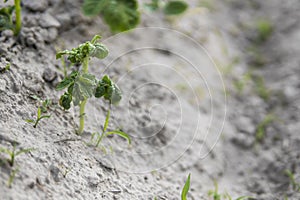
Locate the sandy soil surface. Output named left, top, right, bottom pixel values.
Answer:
left=0, top=0, right=299, bottom=199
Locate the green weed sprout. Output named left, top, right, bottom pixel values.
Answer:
left=0, top=63, right=10, bottom=73
left=255, top=19, right=273, bottom=43
left=208, top=181, right=253, bottom=200
left=82, top=0, right=140, bottom=33
left=181, top=173, right=191, bottom=200
left=26, top=97, right=52, bottom=128
left=0, top=145, right=33, bottom=167
left=255, top=114, right=276, bottom=142
left=0, top=0, right=22, bottom=36
left=56, top=35, right=122, bottom=135
left=144, top=0, right=188, bottom=15
left=90, top=110, right=131, bottom=149
left=208, top=181, right=221, bottom=200
left=7, top=167, right=19, bottom=188
left=285, top=170, right=300, bottom=192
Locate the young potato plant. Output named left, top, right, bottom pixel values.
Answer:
left=26, top=97, right=52, bottom=128
left=89, top=110, right=131, bottom=151
left=0, top=0, right=22, bottom=36
left=56, top=35, right=122, bottom=135
left=82, top=0, right=140, bottom=33
left=144, top=0, right=188, bottom=15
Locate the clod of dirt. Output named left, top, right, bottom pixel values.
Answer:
left=23, top=0, right=48, bottom=12
left=39, top=13, right=61, bottom=29
left=42, top=67, right=57, bottom=83
left=49, top=164, right=61, bottom=182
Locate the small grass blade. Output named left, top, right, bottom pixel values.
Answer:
left=181, top=173, right=191, bottom=200
left=106, top=130, right=131, bottom=145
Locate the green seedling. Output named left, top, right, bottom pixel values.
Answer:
left=255, top=114, right=276, bottom=142
left=252, top=75, right=270, bottom=101
left=208, top=181, right=253, bottom=200
left=181, top=173, right=191, bottom=200
left=90, top=110, right=131, bottom=149
left=0, top=63, right=10, bottom=73
left=255, top=19, right=273, bottom=43
left=0, top=0, right=22, bottom=36
left=0, top=145, right=33, bottom=167
left=144, top=0, right=188, bottom=15
left=7, top=167, right=19, bottom=188
left=208, top=181, right=221, bottom=200
left=25, top=106, right=51, bottom=128
left=82, top=0, right=140, bottom=33
left=56, top=35, right=122, bottom=135
left=285, top=170, right=300, bottom=192
left=233, top=72, right=251, bottom=94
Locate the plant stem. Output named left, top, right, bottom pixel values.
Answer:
left=78, top=99, right=87, bottom=135
left=78, top=57, right=89, bottom=134
left=14, top=0, right=21, bottom=36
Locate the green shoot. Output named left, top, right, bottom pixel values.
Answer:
left=90, top=110, right=131, bottom=149
left=7, top=167, right=19, bottom=188
left=0, top=0, right=22, bottom=36
left=181, top=173, right=191, bottom=200
left=208, top=181, right=221, bottom=200
left=255, top=19, right=273, bottom=43
left=144, top=0, right=188, bottom=16
left=233, top=72, right=251, bottom=94
left=252, top=75, right=270, bottom=101
left=26, top=106, right=51, bottom=128
left=285, top=170, right=300, bottom=192
left=209, top=182, right=253, bottom=200
left=82, top=0, right=140, bottom=33
left=255, top=114, right=276, bottom=143
left=56, top=35, right=122, bottom=135
left=0, top=145, right=34, bottom=167
left=0, top=63, right=10, bottom=73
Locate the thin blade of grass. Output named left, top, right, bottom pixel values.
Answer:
left=181, top=173, right=191, bottom=200
left=106, top=130, right=131, bottom=145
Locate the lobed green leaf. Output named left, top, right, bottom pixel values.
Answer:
left=59, top=92, right=72, bottom=110
left=72, top=73, right=97, bottom=106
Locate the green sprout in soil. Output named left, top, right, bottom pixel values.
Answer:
left=255, top=19, right=273, bottom=43
left=82, top=0, right=140, bottom=33
left=144, top=0, right=188, bottom=15
left=0, top=63, right=10, bottom=73
left=285, top=170, right=300, bottom=192
left=7, top=167, right=19, bottom=188
left=89, top=110, right=131, bottom=150
left=0, top=0, right=22, bottom=36
left=252, top=75, right=270, bottom=101
left=56, top=35, right=122, bottom=135
left=0, top=145, right=33, bottom=167
left=181, top=173, right=191, bottom=200
left=208, top=181, right=253, bottom=200
left=233, top=72, right=251, bottom=94
left=26, top=97, right=52, bottom=128
left=255, top=114, right=276, bottom=143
